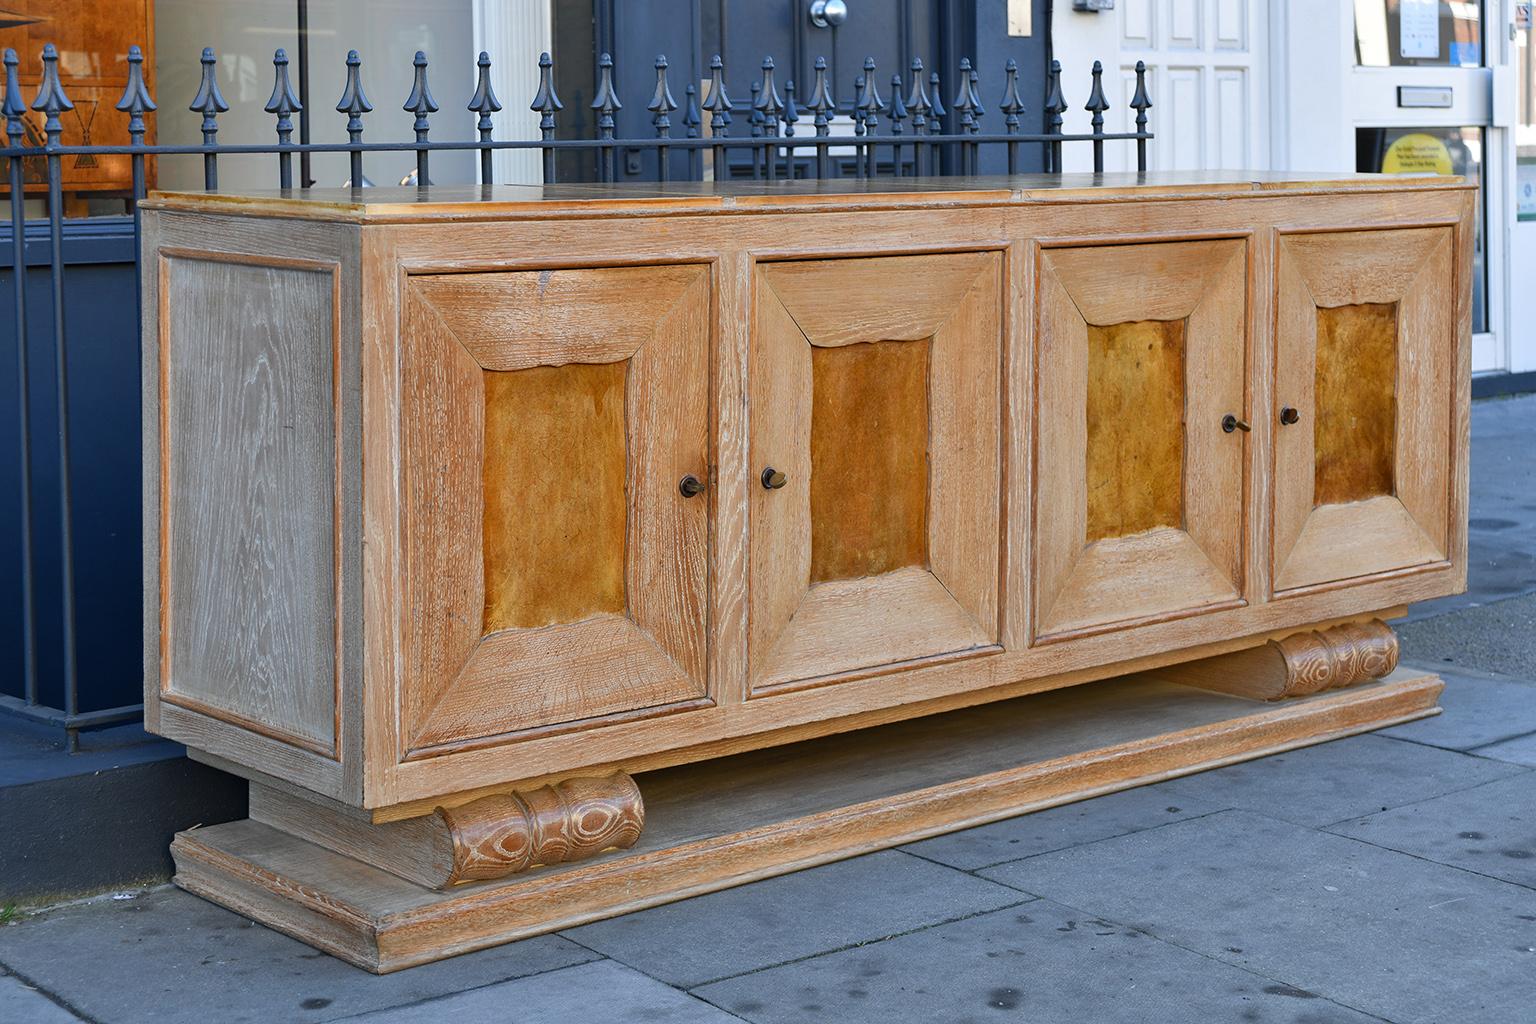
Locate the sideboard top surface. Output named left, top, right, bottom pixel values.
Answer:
left=141, top=171, right=1471, bottom=224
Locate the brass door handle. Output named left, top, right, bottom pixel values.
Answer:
left=1280, top=406, right=1301, bottom=426
left=761, top=466, right=788, bottom=490
left=678, top=474, right=705, bottom=498
left=1221, top=414, right=1251, bottom=434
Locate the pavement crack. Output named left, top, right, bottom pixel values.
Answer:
left=0, top=963, right=104, bottom=1024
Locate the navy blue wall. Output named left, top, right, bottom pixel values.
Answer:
left=1, top=220, right=142, bottom=713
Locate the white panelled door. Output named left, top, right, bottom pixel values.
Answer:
left=1091, top=0, right=1270, bottom=173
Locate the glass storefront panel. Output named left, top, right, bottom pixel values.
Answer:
left=1357, top=125, right=1486, bottom=332
left=0, top=0, right=477, bottom=217
left=1355, top=0, right=1483, bottom=68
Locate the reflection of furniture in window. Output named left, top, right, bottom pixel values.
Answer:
left=0, top=1, right=156, bottom=214
left=141, top=172, right=1474, bottom=971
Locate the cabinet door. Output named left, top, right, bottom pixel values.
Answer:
left=1034, top=239, right=1248, bottom=640
left=1273, top=227, right=1455, bottom=593
left=396, top=265, right=711, bottom=756
left=750, top=252, right=1003, bottom=692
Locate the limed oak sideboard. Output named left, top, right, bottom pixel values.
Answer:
left=141, top=172, right=1472, bottom=970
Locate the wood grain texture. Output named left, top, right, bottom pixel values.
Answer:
left=809, top=339, right=931, bottom=582
left=173, top=669, right=1442, bottom=971
left=1150, top=618, right=1399, bottom=701
left=1035, top=239, right=1245, bottom=639
left=1085, top=318, right=1186, bottom=542
left=1314, top=302, right=1397, bottom=507
left=399, top=266, right=710, bottom=753
left=481, top=361, right=628, bottom=632
left=1273, top=228, right=1454, bottom=592
left=160, top=255, right=339, bottom=754
left=751, top=252, right=1001, bottom=691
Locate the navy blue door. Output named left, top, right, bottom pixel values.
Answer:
left=561, top=0, right=1051, bottom=179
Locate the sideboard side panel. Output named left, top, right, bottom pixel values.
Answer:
left=143, top=210, right=362, bottom=802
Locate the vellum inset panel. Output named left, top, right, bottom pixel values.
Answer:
left=1085, top=319, right=1186, bottom=543
left=481, top=361, right=628, bottom=632
left=1314, top=302, right=1397, bottom=507
left=809, top=339, right=931, bottom=582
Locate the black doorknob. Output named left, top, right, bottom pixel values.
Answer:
left=1221, top=414, right=1251, bottom=434
left=761, top=466, right=788, bottom=490
left=678, top=474, right=705, bottom=498
left=1280, top=406, right=1301, bottom=426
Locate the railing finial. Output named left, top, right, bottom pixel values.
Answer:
left=703, top=54, right=732, bottom=137
left=755, top=56, right=782, bottom=138
left=648, top=54, right=677, bottom=137
left=999, top=57, right=1024, bottom=133
left=906, top=58, right=930, bottom=135
left=469, top=51, right=503, bottom=123
left=189, top=46, right=227, bottom=119
left=32, top=42, right=73, bottom=132
left=115, top=44, right=157, bottom=134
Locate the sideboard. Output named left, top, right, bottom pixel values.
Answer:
left=141, top=172, right=1472, bottom=970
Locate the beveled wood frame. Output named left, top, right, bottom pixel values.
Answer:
left=1033, top=237, right=1249, bottom=642
left=395, top=264, right=714, bottom=758
left=1272, top=225, right=1457, bottom=594
left=748, top=252, right=1005, bottom=693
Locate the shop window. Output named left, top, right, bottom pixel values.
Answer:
left=1355, top=0, right=1483, bottom=68
left=1358, top=125, right=1486, bottom=334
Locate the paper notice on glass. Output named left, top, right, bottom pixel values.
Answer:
left=1400, top=0, right=1440, bottom=59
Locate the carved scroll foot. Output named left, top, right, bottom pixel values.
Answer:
left=436, top=773, right=645, bottom=885
left=1155, top=619, right=1399, bottom=702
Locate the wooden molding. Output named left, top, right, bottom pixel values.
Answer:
left=250, top=773, right=644, bottom=889
left=1148, top=618, right=1399, bottom=701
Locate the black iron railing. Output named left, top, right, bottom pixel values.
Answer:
left=0, top=43, right=1152, bottom=749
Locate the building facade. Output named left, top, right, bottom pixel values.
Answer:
left=1053, top=0, right=1534, bottom=388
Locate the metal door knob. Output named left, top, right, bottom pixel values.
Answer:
left=679, top=474, right=705, bottom=498
left=1280, top=406, right=1301, bottom=426
left=761, top=466, right=788, bottom=490
left=810, top=0, right=848, bottom=28
left=1221, top=414, right=1251, bottom=434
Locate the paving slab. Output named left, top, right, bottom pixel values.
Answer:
left=1402, top=393, right=1536, bottom=620
left=1327, top=772, right=1536, bottom=890
left=1397, top=593, right=1536, bottom=680
left=561, top=849, right=1025, bottom=988
left=1472, top=731, right=1536, bottom=767
left=0, top=887, right=598, bottom=1024
left=694, top=899, right=1383, bottom=1024
left=1149, top=733, right=1523, bottom=827
left=1379, top=665, right=1536, bottom=751
left=980, top=810, right=1536, bottom=1024
left=0, top=972, right=82, bottom=1023
left=899, top=781, right=1221, bottom=870
left=333, top=960, right=739, bottom=1023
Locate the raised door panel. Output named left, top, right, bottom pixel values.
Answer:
left=749, top=253, right=1003, bottom=693
left=1272, top=227, right=1455, bottom=593
left=397, top=265, right=712, bottom=758
left=1034, top=239, right=1248, bottom=641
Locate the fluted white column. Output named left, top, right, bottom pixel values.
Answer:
left=473, top=0, right=554, bottom=184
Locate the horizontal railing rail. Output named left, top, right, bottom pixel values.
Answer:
left=1, top=42, right=1151, bottom=750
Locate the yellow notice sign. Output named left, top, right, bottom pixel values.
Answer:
left=1381, top=133, right=1454, bottom=175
